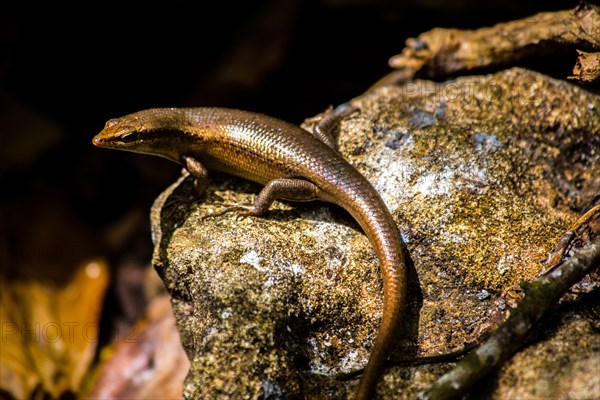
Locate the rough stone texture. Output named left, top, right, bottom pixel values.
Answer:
left=150, top=68, right=599, bottom=399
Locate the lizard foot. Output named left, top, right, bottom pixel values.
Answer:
left=201, top=202, right=259, bottom=221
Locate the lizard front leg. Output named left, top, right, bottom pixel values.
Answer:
left=182, top=155, right=209, bottom=197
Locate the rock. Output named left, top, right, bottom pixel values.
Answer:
left=150, top=68, right=599, bottom=399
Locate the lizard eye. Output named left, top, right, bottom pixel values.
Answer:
left=106, top=118, right=120, bottom=128
left=118, top=131, right=140, bottom=143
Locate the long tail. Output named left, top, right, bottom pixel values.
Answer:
left=355, top=274, right=406, bottom=399
left=355, top=218, right=407, bottom=399
left=331, top=186, right=407, bottom=399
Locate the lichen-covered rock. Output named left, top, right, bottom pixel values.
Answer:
left=150, top=68, right=599, bottom=399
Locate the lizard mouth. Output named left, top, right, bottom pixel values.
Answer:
left=92, top=135, right=125, bottom=148
left=92, top=135, right=105, bottom=147
left=92, top=134, right=133, bottom=148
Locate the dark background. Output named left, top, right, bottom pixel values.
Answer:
left=0, top=0, right=576, bottom=337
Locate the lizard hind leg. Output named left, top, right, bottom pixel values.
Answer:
left=312, top=103, right=359, bottom=150
left=206, top=178, right=320, bottom=220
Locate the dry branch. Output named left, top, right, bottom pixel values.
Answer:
left=418, top=205, right=600, bottom=400
left=375, top=3, right=600, bottom=87
left=570, top=50, right=600, bottom=84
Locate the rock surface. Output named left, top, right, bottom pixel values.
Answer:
left=150, top=68, right=599, bottom=399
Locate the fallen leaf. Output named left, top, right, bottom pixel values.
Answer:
left=0, top=259, right=109, bottom=398
left=87, top=295, right=189, bottom=399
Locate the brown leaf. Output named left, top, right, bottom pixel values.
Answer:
left=0, top=259, right=109, bottom=398
left=87, top=295, right=189, bottom=400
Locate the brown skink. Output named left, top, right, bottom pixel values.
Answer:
left=93, top=107, right=407, bottom=399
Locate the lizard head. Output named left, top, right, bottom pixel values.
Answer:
left=92, top=108, right=190, bottom=162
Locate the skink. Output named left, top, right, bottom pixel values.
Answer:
left=93, top=107, right=407, bottom=399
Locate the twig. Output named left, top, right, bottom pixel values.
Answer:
left=569, top=50, right=600, bottom=84
left=418, top=207, right=600, bottom=400
left=542, top=203, right=600, bottom=273
left=373, top=2, right=600, bottom=88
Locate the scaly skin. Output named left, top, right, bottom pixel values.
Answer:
left=93, top=107, right=407, bottom=399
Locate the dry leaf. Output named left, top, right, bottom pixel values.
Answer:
left=87, top=295, right=189, bottom=399
left=0, top=259, right=109, bottom=399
